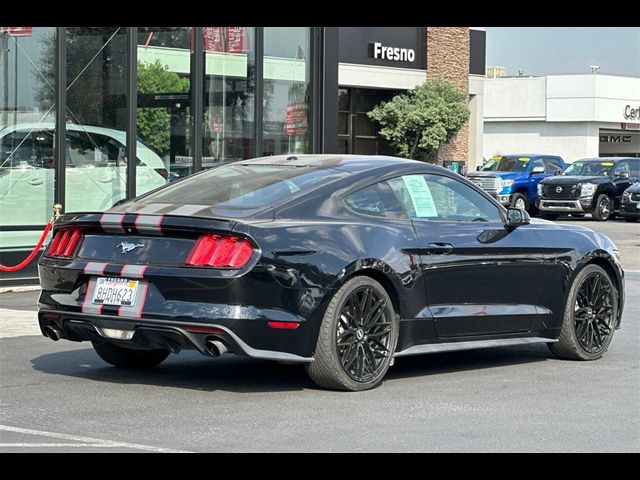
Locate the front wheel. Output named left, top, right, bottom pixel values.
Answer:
left=592, top=194, right=612, bottom=221
left=92, top=340, right=170, bottom=368
left=511, top=192, right=529, bottom=212
left=305, top=276, right=398, bottom=391
left=548, top=264, right=618, bottom=361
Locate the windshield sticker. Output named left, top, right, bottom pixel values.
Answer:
left=402, top=175, right=438, bottom=218
left=518, top=157, right=530, bottom=162
left=601, top=162, right=614, bottom=167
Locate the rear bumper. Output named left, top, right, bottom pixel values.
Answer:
left=37, top=309, right=314, bottom=363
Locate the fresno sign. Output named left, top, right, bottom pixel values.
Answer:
left=370, top=42, right=416, bottom=63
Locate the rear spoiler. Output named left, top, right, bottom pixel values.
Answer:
left=54, top=212, right=237, bottom=237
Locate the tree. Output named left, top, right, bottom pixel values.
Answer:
left=368, top=79, right=470, bottom=162
left=136, top=60, right=190, bottom=158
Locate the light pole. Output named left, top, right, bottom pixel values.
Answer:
left=590, top=65, right=600, bottom=74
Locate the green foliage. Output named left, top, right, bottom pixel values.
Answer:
left=136, top=60, right=190, bottom=158
left=368, top=79, right=470, bottom=161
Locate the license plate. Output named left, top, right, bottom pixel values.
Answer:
left=92, top=277, right=139, bottom=306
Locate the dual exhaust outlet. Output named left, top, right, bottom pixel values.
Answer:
left=44, top=322, right=228, bottom=358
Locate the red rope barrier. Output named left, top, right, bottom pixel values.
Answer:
left=0, top=222, right=53, bottom=272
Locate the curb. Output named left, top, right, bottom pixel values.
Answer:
left=0, top=285, right=41, bottom=294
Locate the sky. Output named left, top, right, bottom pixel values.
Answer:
left=485, top=27, right=640, bottom=77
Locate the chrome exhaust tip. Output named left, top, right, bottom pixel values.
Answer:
left=43, top=325, right=62, bottom=341
left=205, top=338, right=228, bottom=358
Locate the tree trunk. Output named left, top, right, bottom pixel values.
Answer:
left=409, top=133, right=421, bottom=158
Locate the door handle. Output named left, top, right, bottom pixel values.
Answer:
left=426, top=242, right=454, bottom=255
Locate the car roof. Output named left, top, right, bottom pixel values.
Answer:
left=492, top=154, right=561, bottom=158
left=573, top=157, right=637, bottom=162
left=1, top=122, right=127, bottom=138
left=236, top=154, right=436, bottom=174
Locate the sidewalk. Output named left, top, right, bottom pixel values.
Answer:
left=0, top=290, right=41, bottom=338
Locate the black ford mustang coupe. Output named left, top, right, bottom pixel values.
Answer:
left=37, top=155, right=625, bottom=391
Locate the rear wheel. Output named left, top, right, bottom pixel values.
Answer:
left=548, top=264, right=618, bottom=361
left=592, top=194, right=612, bottom=221
left=305, top=276, right=398, bottom=391
left=92, top=340, right=170, bottom=368
left=511, top=192, right=529, bottom=212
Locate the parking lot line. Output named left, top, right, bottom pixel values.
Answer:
left=0, top=425, right=191, bottom=453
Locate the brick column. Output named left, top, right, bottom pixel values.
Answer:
left=426, top=27, right=470, bottom=165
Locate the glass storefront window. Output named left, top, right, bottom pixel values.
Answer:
left=0, top=27, right=56, bottom=262
left=202, top=27, right=255, bottom=167
left=263, top=27, right=311, bottom=156
left=65, top=27, right=132, bottom=212
left=137, top=27, right=192, bottom=186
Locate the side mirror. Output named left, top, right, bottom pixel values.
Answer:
left=618, top=171, right=630, bottom=180
left=531, top=166, right=545, bottom=175
left=475, top=165, right=481, bottom=171
left=505, top=207, right=531, bottom=228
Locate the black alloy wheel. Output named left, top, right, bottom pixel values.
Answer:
left=306, top=276, right=398, bottom=391
left=336, top=286, right=393, bottom=383
left=549, top=264, right=617, bottom=360
left=592, top=194, right=612, bottom=221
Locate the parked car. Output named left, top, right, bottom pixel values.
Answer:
left=536, top=157, right=640, bottom=221
left=0, top=123, right=168, bottom=253
left=37, top=155, right=625, bottom=391
left=466, top=154, right=566, bottom=212
left=620, top=181, right=640, bottom=222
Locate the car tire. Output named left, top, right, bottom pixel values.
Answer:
left=592, top=194, right=612, bottom=221
left=541, top=213, right=559, bottom=220
left=548, top=264, right=618, bottom=361
left=305, top=276, right=399, bottom=391
left=511, top=192, right=529, bottom=212
left=92, top=340, right=170, bottom=368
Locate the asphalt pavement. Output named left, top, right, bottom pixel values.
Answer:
left=0, top=218, right=638, bottom=452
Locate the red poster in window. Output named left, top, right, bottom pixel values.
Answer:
left=0, top=27, right=32, bottom=36
left=285, top=103, right=308, bottom=136
left=226, top=27, right=246, bottom=53
left=203, top=27, right=224, bottom=53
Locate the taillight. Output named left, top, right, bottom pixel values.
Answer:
left=185, top=234, right=254, bottom=268
left=46, top=227, right=84, bottom=257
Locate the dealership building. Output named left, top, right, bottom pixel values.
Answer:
left=0, top=27, right=486, bottom=284
left=483, top=74, right=640, bottom=162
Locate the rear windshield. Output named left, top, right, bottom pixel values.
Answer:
left=137, top=163, right=347, bottom=209
left=480, top=156, right=531, bottom=172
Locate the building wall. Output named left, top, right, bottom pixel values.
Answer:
left=426, top=27, right=470, bottom=165
left=483, top=121, right=600, bottom=163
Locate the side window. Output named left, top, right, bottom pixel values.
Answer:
left=613, top=161, right=629, bottom=176
left=531, top=158, right=545, bottom=173
left=66, top=131, right=122, bottom=167
left=544, top=158, right=563, bottom=174
left=345, top=181, right=407, bottom=219
left=387, top=174, right=503, bottom=223
left=629, top=159, right=640, bottom=176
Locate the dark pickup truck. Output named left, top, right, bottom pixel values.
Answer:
left=536, top=157, right=640, bottom=221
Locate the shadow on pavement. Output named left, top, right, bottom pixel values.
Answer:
left=30, top=341, right=552, bottom=393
